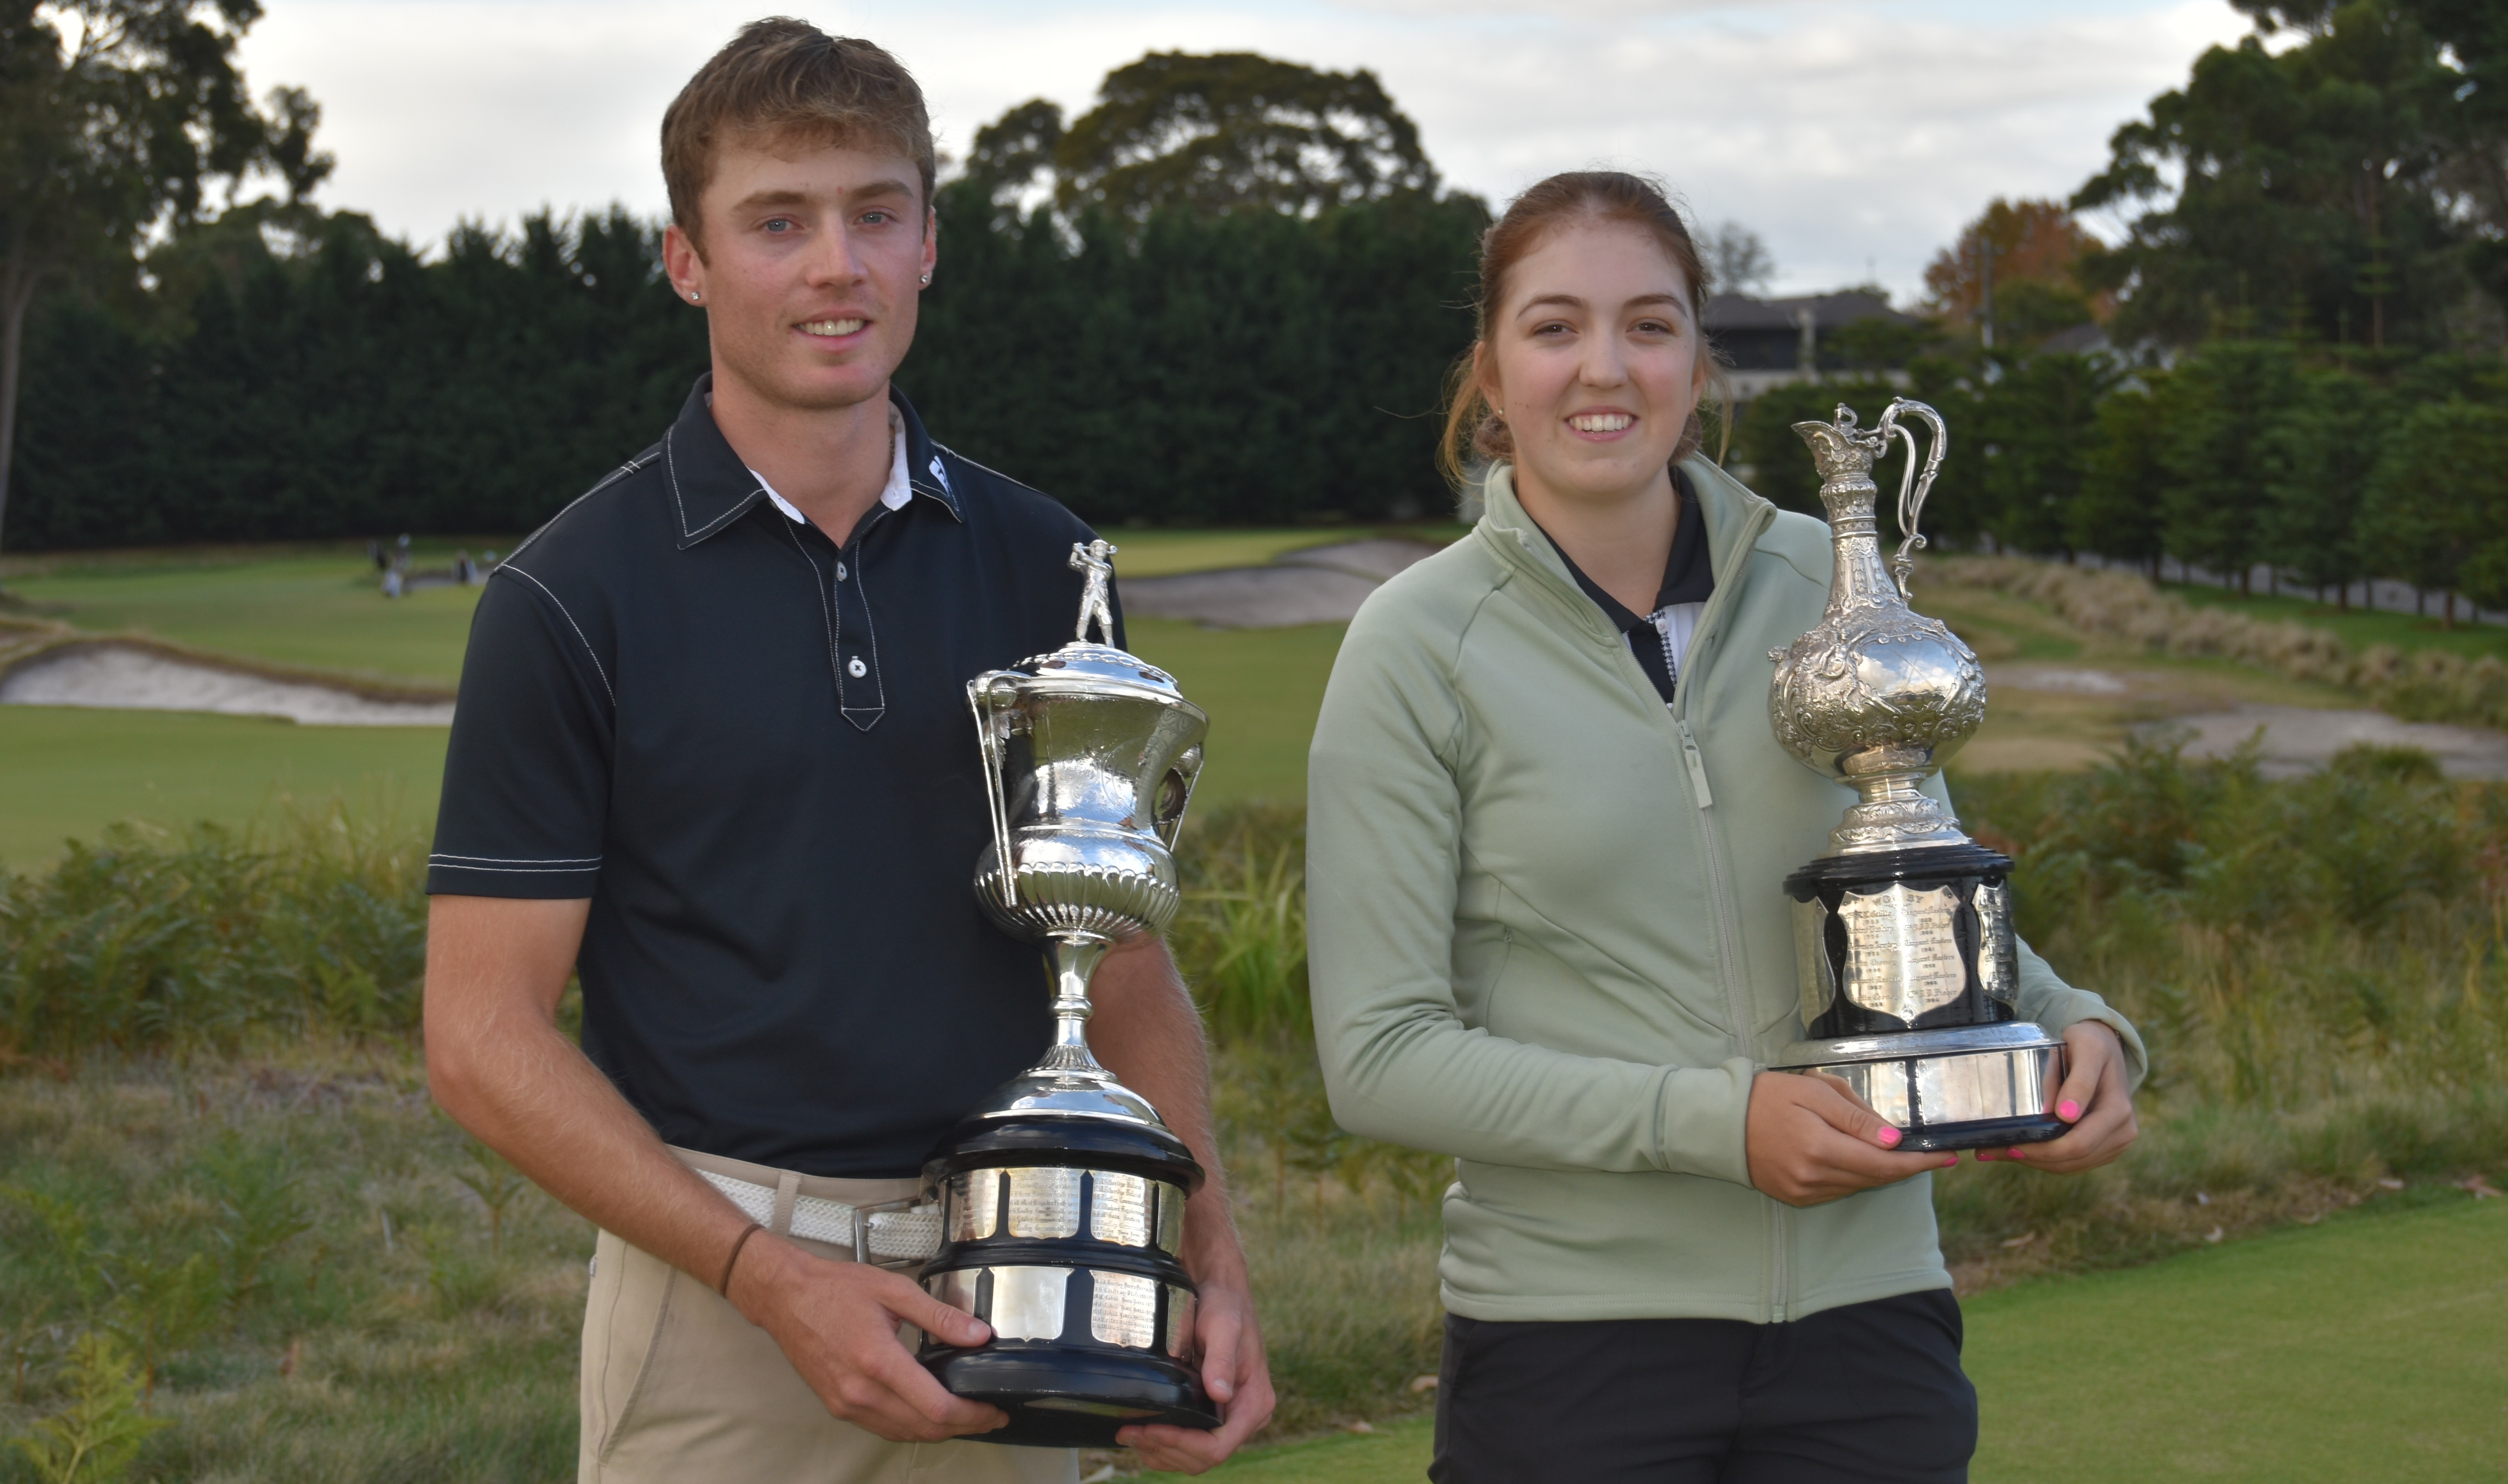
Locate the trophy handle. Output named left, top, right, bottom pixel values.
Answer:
left=1152, top=744, right=1204, bottom=851
left=1877, top=399, right=1947, bottom=599
left=968, top=673, right=1020, bottom=913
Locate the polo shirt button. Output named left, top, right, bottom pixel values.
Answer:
left=847, top=657, right=867, bottom=678
left=835, top=562, right=848, bottom=581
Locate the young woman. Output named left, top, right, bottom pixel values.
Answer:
left=1306, top=173, right=2144, bottom=1483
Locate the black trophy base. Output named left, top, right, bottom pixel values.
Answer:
left=1896, top=1111, right=2069, bottom=1153
left=924, top=1345, right=1220, bottom=1448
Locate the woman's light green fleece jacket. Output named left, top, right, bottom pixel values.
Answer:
left=1306, top=458, right=2146, bottom=1325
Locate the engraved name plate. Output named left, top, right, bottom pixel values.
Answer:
left=1004, top=1167, right=1082, bottom=1239
left=1974, top=882, right=2019, bottom=1006
left=1088, top=1172, right=1152, bottom=1247
left=1153, top=1181, right=1184, bottom=1254
left=1089, top=1271, right=1160, bottom=1349
left=1792, top=897, right=1837, bottom=1026
left=1838, top=883, right=1965, bottom=1024
left=948, top=1169, right=1003, bottom=1242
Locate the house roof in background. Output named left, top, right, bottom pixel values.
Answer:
left=1702, top=291, right=1924, bottom=332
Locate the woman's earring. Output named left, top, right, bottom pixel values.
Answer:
left=920, top=273, right=931, bottom=285
left=689, top=291, right=701, bottom=303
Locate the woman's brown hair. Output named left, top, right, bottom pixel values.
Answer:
left=1439, top=171, right=1726, bottom=487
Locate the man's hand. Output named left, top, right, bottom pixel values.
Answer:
left=727, top=1234, right=1009, bottom=1444
left=1977, top=1021, right=2138, bottom=1173
left=1746, top=1069, right=1953, bottom=1205
left=1117, top=1260, right=1276, bottom=1473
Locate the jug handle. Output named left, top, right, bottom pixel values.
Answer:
left=1879, top=398, right=1947, bottom=599
left=968, top=674, right=1020, bottom=912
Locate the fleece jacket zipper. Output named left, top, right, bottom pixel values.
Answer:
left=1667, top=496, right=1783, bottom=1321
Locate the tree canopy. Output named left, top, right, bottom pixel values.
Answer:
left=1050, top=52, right=1436, bottom=221
left=0, top=0, right=324, bottom=562
left=2073, top=0, right=2486, bottom=349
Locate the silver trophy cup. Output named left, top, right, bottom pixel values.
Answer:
left=1766, top=402, right=2067, bottom=1151
left=918, top=540, right=1220, bottom=1446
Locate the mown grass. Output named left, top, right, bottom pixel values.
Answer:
left=0, top=712, right=447, bottom=874
left=0, top=623, right=1330, bottom=874
left=2166, top=577, right=2508, bottom=661
left=0, top=548, right=1346, bottom=871
left=4, top=546, right=491, bottom=689
left=1157, top=1194, right=2508, bottom=1483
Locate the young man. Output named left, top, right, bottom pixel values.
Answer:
left=422, top=23, right=1272, bottom=1482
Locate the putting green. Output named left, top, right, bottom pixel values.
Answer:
left=1152, top=1197, right=2507, bottom=1482
left=10, top=547, right=487, bottom=687
left=0, top=706, right=449, bottom=870
left=0, top=617, right=1338, bottom=869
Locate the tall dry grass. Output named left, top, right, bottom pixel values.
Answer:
left=1930, top=555, right=2508, bottom=729
left=5, top=768, right=2505, bottom=1472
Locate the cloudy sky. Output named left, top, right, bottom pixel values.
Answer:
left=235, top=0, right=2251, bottom=303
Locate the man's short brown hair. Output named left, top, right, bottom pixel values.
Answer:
left=661, top=19, right=937, bottom=254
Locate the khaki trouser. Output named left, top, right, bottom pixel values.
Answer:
left=578, top=1147, right=1078, bottom=1484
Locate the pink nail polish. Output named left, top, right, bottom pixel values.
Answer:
left=1877, top=1126, right=1902, bottom=1148
left=1938, top=1157, right=1958, bottom=1168
left=2008, top=1147, right=2028, bottom=1159
left=2059, top=1099, right=2082, bottom=1121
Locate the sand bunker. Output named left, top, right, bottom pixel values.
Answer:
left=0, top=644, right=454, bottom=727
left=1122, top=539, right=1443, bottom=628
left=2146, top=704, right=2508, bottom=779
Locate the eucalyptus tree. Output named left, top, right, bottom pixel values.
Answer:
left=1052, top=52, right=1435, bottom=221
left=0, top=0, right=322, bottom=567
left=2073, top=0, right=2467, bottom=349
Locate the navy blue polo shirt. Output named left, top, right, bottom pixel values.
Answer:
left=427, top=376, right=1115, bottom=1177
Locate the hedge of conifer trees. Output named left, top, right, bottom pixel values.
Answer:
left=2, top=180, right=1484, bottom=550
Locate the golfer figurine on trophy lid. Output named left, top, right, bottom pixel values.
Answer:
left=917, top=539, right=1222, bottom=1447
left=1765, top=400, right=2069, bottom=1153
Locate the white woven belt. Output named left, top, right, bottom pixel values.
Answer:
left=698, top=1169, right=943, bottom=1267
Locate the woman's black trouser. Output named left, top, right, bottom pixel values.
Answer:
left=1432, top=1290, right=1977, bottom=1484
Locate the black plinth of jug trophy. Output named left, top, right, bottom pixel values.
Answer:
left=917, top=1113, right=1221, bottom=1448
left=1783, top=841, right=2068, bottom=1152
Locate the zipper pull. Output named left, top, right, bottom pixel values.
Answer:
left=1675, top=719, right=1715, bottom=808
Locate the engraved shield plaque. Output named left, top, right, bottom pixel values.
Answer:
left=1088, top=1271, right=1161, bottom=1349
left=1792, top=897, right=1837, bottom=1026
left=1838, top=883, right=1965, bottom=1024
left=1974, top=882, right=2019, bottom=1006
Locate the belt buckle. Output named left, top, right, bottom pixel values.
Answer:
left=853, top=1194, right=931, bottom=1272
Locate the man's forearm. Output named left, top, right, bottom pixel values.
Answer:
left=424, top=896, right=756, bottom=1290
left=1085, top=935, right=1244, bottom=1276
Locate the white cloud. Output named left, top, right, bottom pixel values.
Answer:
left=236, top=0, right=2248, bottom=301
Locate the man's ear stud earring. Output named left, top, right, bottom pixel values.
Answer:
left=920, top=273, right=931, bottom=285
left=689, top=291, right=701, bottom=302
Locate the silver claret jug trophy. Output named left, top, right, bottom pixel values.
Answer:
left=1766, top=401, right=2068, bottom=1151
left=918, top=540, right=1222, bottom=1446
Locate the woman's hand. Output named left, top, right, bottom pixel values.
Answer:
left=1978, top=1021, right=2138, bottom=1173
left=1746, top=1070, right=1954, bottom=1206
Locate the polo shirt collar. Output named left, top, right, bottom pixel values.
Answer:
left=663, top=374, right=962, bottom=551
left=1531, top=469, right=1714, bottom=635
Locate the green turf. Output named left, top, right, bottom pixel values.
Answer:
left=0, top=707, right=448, bottom=871
left=1966, top=1194, right=2507, bottom=1482
left=1128, top=619, right=1343, bottom=808
left=1153, top=1197, right=2507, bottom=1482
left=0, top=620, right=1339, bottom=869
left=8, top=545, right=487, bottom=688
left=2166, top=580, right=2508, bottom=661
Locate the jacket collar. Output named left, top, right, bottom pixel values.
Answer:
left=1474, top=457, right=1776, bottom=641
left=663, top=374, right=962, bottom=551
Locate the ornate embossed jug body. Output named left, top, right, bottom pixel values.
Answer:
left=1769, top=401, right=1985, bottom=855
left=1765, top=402, right=2067, bottom=1153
